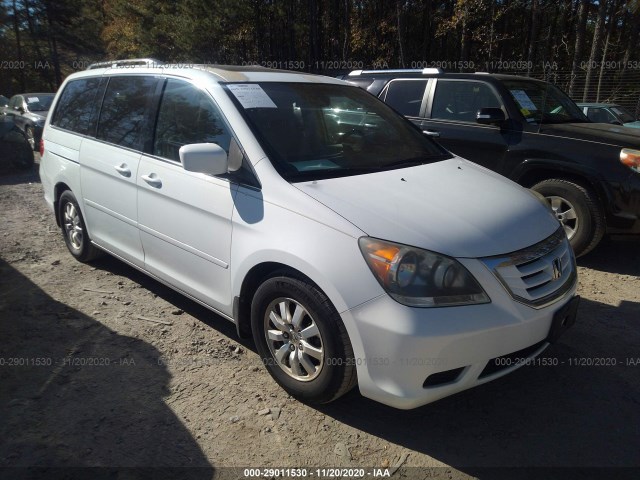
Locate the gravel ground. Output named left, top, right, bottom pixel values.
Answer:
left=0, top=157, right=639, bottom=479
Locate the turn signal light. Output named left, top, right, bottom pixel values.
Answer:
left=620, top=148, right=640, bottom=172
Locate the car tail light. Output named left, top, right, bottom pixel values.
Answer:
left=39, top=138, right=44, bottom=157
left=620, top=148, right=640, bottom=173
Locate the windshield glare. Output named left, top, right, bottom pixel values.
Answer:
left=25, top=94, right=54, bottom=112
left=226, top=82, right=449, bottom=181
left=503, top=80, right=587, bottom=125
left=611, top=106, right=637, bottom=124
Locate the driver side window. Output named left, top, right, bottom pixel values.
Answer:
left=10, top=96, right=23, bottom=111
left=154, top=79, right=231, bottom=162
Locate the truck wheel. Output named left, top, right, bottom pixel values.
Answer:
left=251, top=275, right=357, bottom=404
left=531, top=179, right=605, bottom=257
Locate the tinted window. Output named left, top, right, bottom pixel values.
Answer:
left=97, top=76, right=157, bottom=150
left=384, top=80, right=428, bottom=117
left=228, top=82, right=449, bottom=181
left=431, top=80, right=502, bottom=122
left=610, top=106, right=635, bottom=123
left=503, top=79, right=587, bottom=124
left=586, top=107, right=616, bottom=124
left=52, top=78, right=103, bottom=135
left=154, top=79, right=231, bottom=162
left=9, top=96, right=22, bottom=109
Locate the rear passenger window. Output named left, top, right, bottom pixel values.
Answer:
left=383, top=80, right=428, bottom=117
left=153, top=79, right=231, bottom=162
left=96, top=76, right=157, bottom=150
left=431, top=80, right=502, bottom=122
left=51, top=78, right=103, bottom=135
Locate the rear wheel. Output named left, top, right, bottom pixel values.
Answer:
left=25, top=125, right=35, bottom=151
left=58, top=191, right=102, bottom=262
left=531, top=179, right=605, bottom=257
left=251, top=275, right=357, bottom=404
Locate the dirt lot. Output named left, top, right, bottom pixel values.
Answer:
left=1, top=157, right=639, bottom=479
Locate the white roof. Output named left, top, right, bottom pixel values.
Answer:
left=67, top=64, right=346, bottom=85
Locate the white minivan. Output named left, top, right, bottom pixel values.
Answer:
left=39, top=62, right=579, bottom=409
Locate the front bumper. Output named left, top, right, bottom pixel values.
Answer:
left=341, top=257, right=578, bottom=409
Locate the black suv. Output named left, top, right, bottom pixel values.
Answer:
left=343, top=69, right=640, bottom=256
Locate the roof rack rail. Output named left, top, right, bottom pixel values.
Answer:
left=348, top=68, right=444, bottom=76
left=86, top=58, right=163, bottom=70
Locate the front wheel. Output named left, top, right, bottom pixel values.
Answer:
left=531, top=179, right=605, bottom=257
left=58, top=191, right=102, bottom=262
left=251, top=275, right=357, bottom=404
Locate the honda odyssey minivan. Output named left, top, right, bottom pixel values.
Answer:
left=39, top=61, right=578, bottom=409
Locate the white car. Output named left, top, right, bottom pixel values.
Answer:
left=39, top=61, right=578, bottom=409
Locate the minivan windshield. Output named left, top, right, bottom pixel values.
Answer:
left=503, top=80, right=588, bottom=125
left=225, top=82, right=450, bottom=181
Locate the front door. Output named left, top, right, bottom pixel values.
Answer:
left=422, top=79, right=510, bottom=171
left=137, top=79, right=237, bottom=312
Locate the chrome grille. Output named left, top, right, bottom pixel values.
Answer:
left=481, top=227, right=576, bottom=308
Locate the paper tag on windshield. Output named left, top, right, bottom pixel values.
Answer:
left=27, top=97, right=39, bottom=103
left=227, top=84, right=277, bottom=109
left=511, top=90, right=537, bottom=111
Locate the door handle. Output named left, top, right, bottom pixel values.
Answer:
left=141, top=173, right=162, bottom=188
left=422, top=130, right=441, bottom=138
left=114, top=163, right=131, bottom=177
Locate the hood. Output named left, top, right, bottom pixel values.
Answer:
left=623, top=121, right=640, bottom=129
left=294, top=158, right=560, bottom=258
left=539, top=122, right=640, bottom=148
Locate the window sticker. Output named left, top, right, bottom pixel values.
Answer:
left=510, top=90, right=537, bottom=111
left=27, top=97, right=40, bottom=103
left=227, top=84, right=277, bottom=109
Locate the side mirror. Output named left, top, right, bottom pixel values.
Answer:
left=610, top=120, right=622, bottom=126
left=477, top=107, right=506, bottom=125
left=180, top=143, right=228, bottom=176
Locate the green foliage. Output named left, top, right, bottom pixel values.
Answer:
left=1, top=0, right=640, bottom=105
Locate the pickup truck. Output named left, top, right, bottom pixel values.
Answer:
left=344, top=69, right=640, bottom=256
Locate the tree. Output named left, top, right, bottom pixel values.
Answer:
left=570, top=0, right=590, bottom=96
left=583, top=0, right=608, bottom=101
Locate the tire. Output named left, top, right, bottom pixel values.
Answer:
left=25, top=125, right=35, bottom=151
left=58, top=191, right=102, bottom=262
left=251, top=275, right=357, bottom=404
left=531, top=179, right=605, bottom=257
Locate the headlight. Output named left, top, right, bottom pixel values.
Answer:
left=620, top=148, right=640, bottom=173
left=359, top=237, right=490, bottom=307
